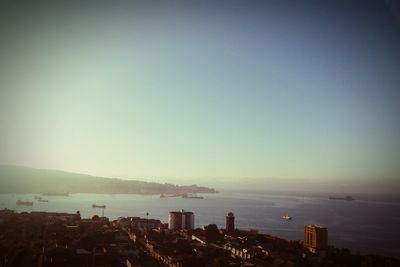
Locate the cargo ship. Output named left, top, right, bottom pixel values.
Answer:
left=92, top=204, right=106, bottom=208
left=329, top=195, right=355, bottom=201
left=182, top=193, right=204, bottom=199
left=16, top=200, right=34, bottom=206
left=43, top=192, right=69, bottom=197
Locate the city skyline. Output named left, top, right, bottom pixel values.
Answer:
left=0, top=1, right=399, bottom=188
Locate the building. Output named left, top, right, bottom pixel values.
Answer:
left=128, top=217, right=162, bottom=229
left=168, top=210, right=194, bottom=230
left=169, top=211, right=182, bottom=230
left=304, top=224, right=328, bottom=253
left=226, top=212, right=235, bottom=233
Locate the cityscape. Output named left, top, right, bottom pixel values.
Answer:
left=1, top=208, right=398, bottom=267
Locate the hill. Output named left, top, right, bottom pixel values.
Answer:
left=0, top=165, right=216, bottom=195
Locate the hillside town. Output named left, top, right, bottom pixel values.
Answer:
left=0, top=208, right=397, bottom=267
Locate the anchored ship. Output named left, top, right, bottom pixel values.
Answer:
left=182, top=193, right=204, bottom=199
left=16, top=200, right=34, bottom=206
left=329, top=195, right=355, bottom=201
left=43, top=192, right=69, bottom=197
left=92, top=204, right=106, bottom=208
left=281, top=214, right=292, bottom=220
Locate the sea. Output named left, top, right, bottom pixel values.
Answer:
left=1, top=191, right=399, bottom=258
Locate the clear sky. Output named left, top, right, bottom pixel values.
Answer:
left=0, top=1, right=399, bottom=186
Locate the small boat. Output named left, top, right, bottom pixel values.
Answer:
left=160, top=194, right=165, bottom=198
left=92, top=204, right=106, bottom=209
left=16, top=200, right=34, bottom=206
left=34, top=195, right=42, bottom=200
left=281, top=214, right=292, bottom=220
left=38, top=199, right=49, bottom=202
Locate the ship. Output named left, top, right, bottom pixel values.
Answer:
left=160, top=194, right=192, bottom=198
left=329, top=195, right=355, bottom=201
left=16, top=200, right=34, bottom=206
left=182, top=193, right=204, bottom=199
left=92, top=204, right=106, bottom=208
left=43, top=192, right=69, bottom=197
left=281, top=214, right=292, bottom=220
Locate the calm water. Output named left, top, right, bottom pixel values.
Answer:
left=1, top=192, right=399, bottom=258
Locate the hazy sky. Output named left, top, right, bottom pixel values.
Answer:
left=0, top=1, right=399, bottom=183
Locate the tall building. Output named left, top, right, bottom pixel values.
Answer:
left=226, top=212, right=235, bottom=233
left=168, top=210, right=194, bottom=230
left=304, top=224, right=328, bottom=253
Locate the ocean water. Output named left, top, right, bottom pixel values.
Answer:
left=1, top=192, right=399, bottom=258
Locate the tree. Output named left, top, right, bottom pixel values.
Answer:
left=205, top=224, right=222, bottom=242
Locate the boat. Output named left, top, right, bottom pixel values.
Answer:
left=42, top=192, right=69, bottom=197
left=281, top=214, right=292, bottom=220
left=38, top=199, right=49, bottom=202
left=92, top=204, right=106, bottom=209
left=34, top=195, right=42, bottom=200
left=16, top=200, right=34, bottom=206
left=182, top=193, right=204, bottom=199
left=329, top=195, right=355, bottom=201
left=160, top=194, right=184, bottom=198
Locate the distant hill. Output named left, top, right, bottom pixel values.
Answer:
left=0, top=165, right=216, bottom=195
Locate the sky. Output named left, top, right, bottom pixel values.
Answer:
left=0, top=1, right=399, bottom=189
